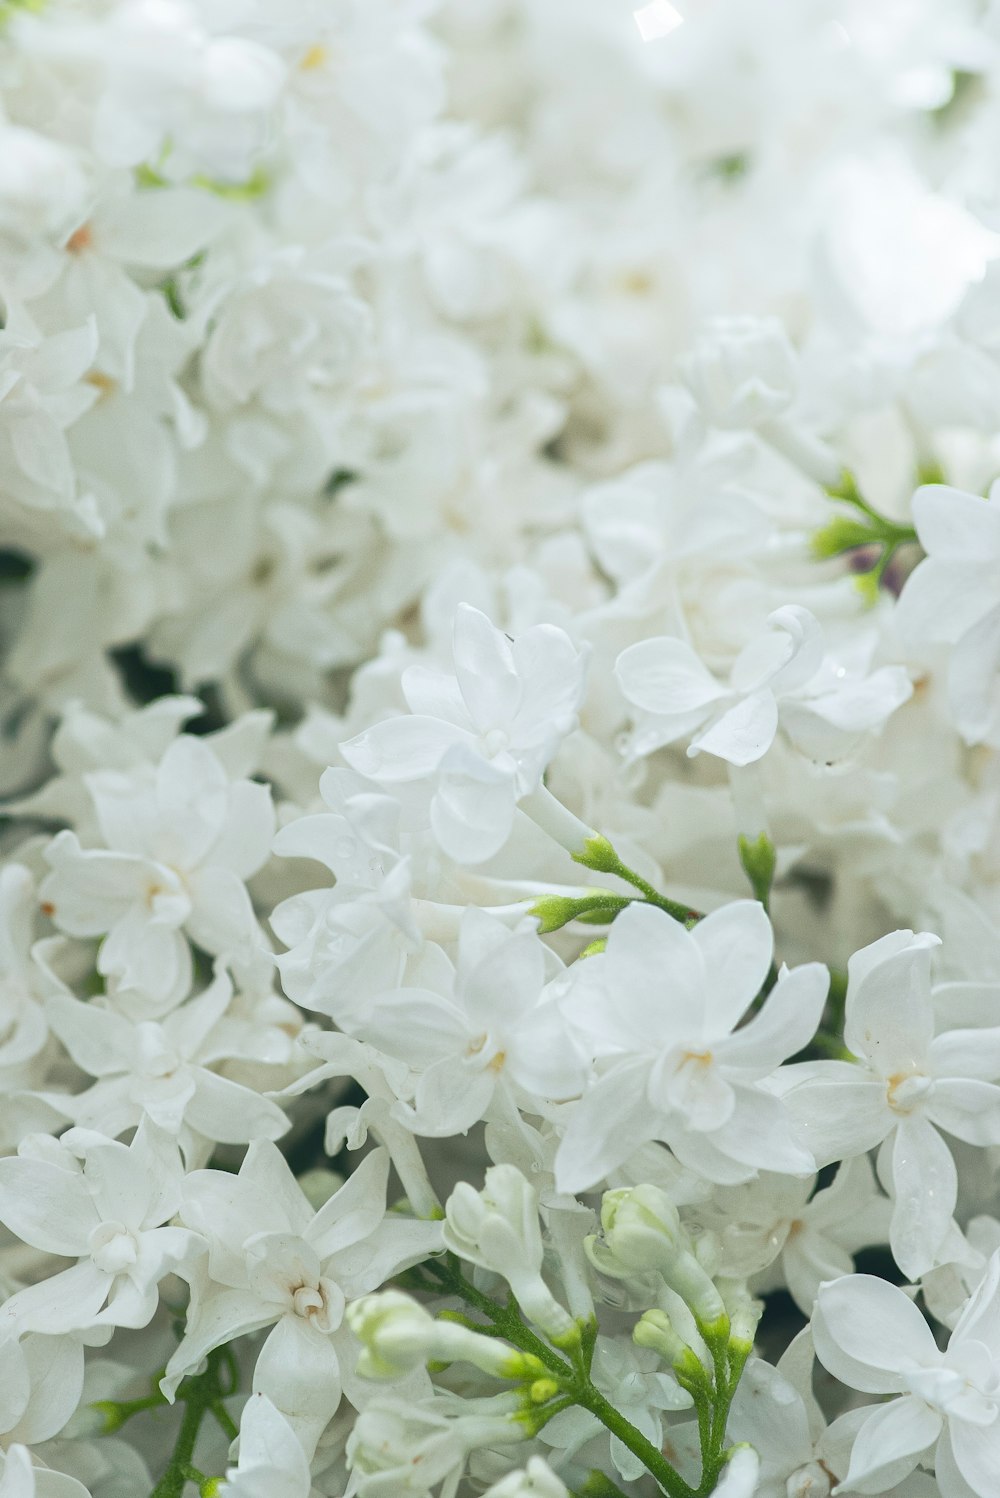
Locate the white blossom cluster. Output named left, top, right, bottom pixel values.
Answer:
left=5, top=1, right=1000, bottom=1496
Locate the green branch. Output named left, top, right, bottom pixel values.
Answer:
left=425, top=1255, right=699, bottom=1498
left=149, top=1348, right=236, bottom=1498
left=815, top=469, right=920, bottom=602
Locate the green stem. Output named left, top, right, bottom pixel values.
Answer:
left=149, top=1349, right=235, bottom=1498
left=572, top=1383, right=696, bottom=1498
left=91, top=1391, right=167, bottom=1432
left=606, top=863, right=702, bottom=926
left=427, top=1256, right=696, bottom=1498
left=827, top=471, right=918, bottom=543
left=571, top=836, right=703, bottom=928
left=211, top=1402, right=239, bottom=1441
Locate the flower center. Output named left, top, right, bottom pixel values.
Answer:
left=292, top=1283, right=325, bottom=1318
left=480, top=728, right=509, bottom=759
left=886, top=1071, right=932, bottom=1113
left=786, top=1462, right=834, bottom=1498
left=89, top=1221, right=139, bottom=1275
left=465, top=1033, right=507, bottom=1073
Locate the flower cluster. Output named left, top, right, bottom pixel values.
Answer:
left=4, top=1, right=1000, bottom=1496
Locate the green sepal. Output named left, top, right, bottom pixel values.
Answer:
left=811, top=513, right=878, bottom=559
left=737, top=831, right=776, bottom=909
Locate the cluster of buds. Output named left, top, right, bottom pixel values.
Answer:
left=587, top=1185, right=762, bottom=1392
left=586, top=1184, right=727, bottom=1330
left=443, top=1166, right=577, bottom=1344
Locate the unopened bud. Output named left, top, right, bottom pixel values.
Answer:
left=348, top=1291, right=545, bottom=1383
left=633, top=1309, right=706, bottom=1388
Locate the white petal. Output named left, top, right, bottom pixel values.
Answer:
left=840, top=1396, right=939, bottom=1491
left=691, top=900, right=773, bottom=1035
left=689, top=689, right=778, bottom=765
left=813, top=1275, right=936, bottom=1393
left=45, top=996, right=131, bottom=1077
left=719, top=962, right=828, bottom=1070
left=232, top=1390, right=313, bottom=1485
left=401, top=1059, right=497, bottom=1137
left=614, top=636, right=726, bottom=715
left=888, top=1116, right=957, bottom=1280
left=912, top=483, right=1000, bottom=560
left=949, top=603, right=1000, bottom=745
left=154, top=736, right=229, bottom=869
left=896, top=556, right=997, bottom=645
left=307, top=1147, right=390, bottom=1262
left=451, top=604, right=519, bottom=733
left=254, top=1324, right=339, bottom=1462
left=844, top=931, right=938, bottom=1074
left=6, top=1333, right=84, bottom=1445
left=340, top=716, right=469, bottom=783
left=207, top=779, right=275, bottom=880
left=703, top=1085, right=814, bottom=1175
left=554, top=1059, right=658, bottom=1194
left=928, top=1078, right=1000, bottom=1146
left=779, top=1062, right=892, bottom=1166
left=928, top=1025, right=1000, bottom=1081
left=186, top=1070, right=289, bottom=1145
left=0, top=1158, right=97, bottom=1254
left=429, top=743, right=517, bottom=863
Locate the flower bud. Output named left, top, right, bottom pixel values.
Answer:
left=348, top=1291, right=545, bottom=1383
left=599, top=1185, right=683, bottom=1271
left=678, top=315, right=797, bottom=430
left=633, top=1309, right=707, bottom=1387
left=444, top=1168, right=574, bottom=1340
left=528, top=891, right=622, bottom=935
left=596, top=1186, right=726, bottom=1327
left=717, top=1279, right=763, bottom=1359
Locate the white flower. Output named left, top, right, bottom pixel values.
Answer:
left=895, top=482, right=1000, bottom=747
left=271, top=769, right=421, bottom=1023
left=39, top=734, right=275, bottom=1004
left=92, top=0, right=286, bottom=180
left=200, top=247, right=371, bottom=414
left=44, top=968, right=289, bottom=1149
left=554, top=901, right=824, bottom=1192
left=780, top=930, right=1000, bottom=1280
left=0, top=127, right=87, bottom=239
left=354, top=908, right=586, bottom=1136
left=813, top=1253, right=1000, bottom=1496
left=165, top=1145, right=441, bottom=1457
left=616, top=607, right=912, bottom=767
left=340, top=604, right=588, bottom=863
left=346, top=1392, right=526, bottom=1498
left=0, top=1120, right=202, bottom=1336
left=541, top=1334, right=691, bottom=1482
left=677, top=315, right=799, bottom=431
left=688, top=1157, right=891, bottom=1314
